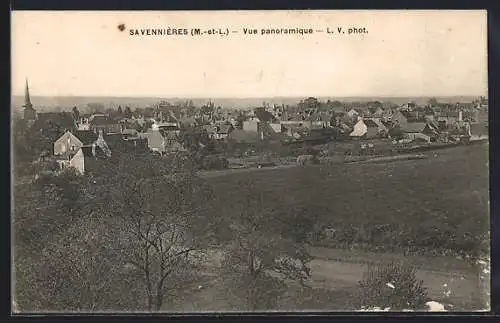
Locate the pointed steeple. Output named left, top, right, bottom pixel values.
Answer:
left=23, top=78, right=33, bottom=109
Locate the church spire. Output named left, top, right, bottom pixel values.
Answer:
left=23, top=78, right=33, bottom=109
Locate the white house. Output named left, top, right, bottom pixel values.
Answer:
left=347, top=109, right=360, bottom=119
left=55, top=148, right=85, bottom=175
left=54, top=131, right=84, bottom=156
left=350, top=118, right=368, bottom=137
left=270, top=123, right=283, bottom=133
left=77, top=116, right=90, bottom=131
left=242, top=118, right=260, bottom=132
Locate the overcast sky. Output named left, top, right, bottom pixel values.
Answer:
left=11, top=10, right=487, bottom=98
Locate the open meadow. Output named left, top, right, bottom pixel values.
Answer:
left=208, top=143, right=489, bottom=258
left=165, top=143, right=489, bottom=311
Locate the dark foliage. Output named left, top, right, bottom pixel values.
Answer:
left=354, top=262, right=428, bottom=310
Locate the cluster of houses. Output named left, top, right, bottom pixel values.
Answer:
left=229, top=100, right=488, bottom=145
left=21, top=79, right=489, bottom=175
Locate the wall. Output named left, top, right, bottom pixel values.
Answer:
left=242, top=120, right=259, bottom=132
left=270, top=123, right=282, bottom=133
left=350, top=120, right=368, bottom=137
left=70, top=149, right=85, bottom=175
left=54, top=132, right=83, bottom=155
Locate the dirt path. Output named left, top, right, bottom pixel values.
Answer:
left=187, top=246, right=483, bottom=311
left=308, top=258, right=481, bottom=307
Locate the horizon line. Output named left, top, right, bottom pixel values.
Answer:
left=11, top=94, right=487, bottom=99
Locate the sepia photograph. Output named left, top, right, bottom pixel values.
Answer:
left=11, top=10, right=490, bottom=313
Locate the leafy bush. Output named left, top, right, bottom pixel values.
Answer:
left=32, top=158, right=59, bottom=174
left=354, top=262, right=428, bottom=310
left=293, top=146, right=320, bottom=157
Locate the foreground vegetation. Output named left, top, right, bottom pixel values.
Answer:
left=12, top=143, right=489, bottom=312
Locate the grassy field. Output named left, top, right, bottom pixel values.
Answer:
left=208, top=143, right=489, bottom=258
left=164, top=144, right=489, bottom=311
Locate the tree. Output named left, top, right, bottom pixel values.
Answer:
left=16, top=213, right=138, bottom=312
left=428, top=98, right=438, bottom=107
left=304, top=97, right=319, bottom=111
left=72, top=106, right=80, bottom=121
left=102, top=157, right=215, bottom=311
left=328, top=100, right=343, bottom=108
left=201, top=102, right=214, bottom=116
left=12, top=117, right=34, bottom=164
left=87, top=103, right=106, bottom=114
left=117, top=105, right=123, bottom=114
left=179, top=126, right=211, bottom=153
left=124, top=106, right=133, bottom=118
left=13, top=169, right=96, bottom=311
left=479, top=96, right=488, bottom=106
left=219, top=179, right=313, bottom=311
left=33, top=167, right=86, bottom=214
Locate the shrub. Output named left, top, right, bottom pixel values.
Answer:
left=293, top=146, right=319, bottom=157
left=296, top=154, right=318, bottom=166
left=32, top=158, right=59, bottom=174
left=354, top=262, right=428, bottom=310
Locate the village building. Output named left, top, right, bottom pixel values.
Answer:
left=35, top=112, right=76, bottom=130
left=424, top=111, right=436, bottom=122
left=77, top=114, right=91, bottom=131
left=437, top=110, right=463, bottom=129
left=104, top=132, right=148, bottom=154
left=203, top=124, right=234, bottom=140
left=146, top=129, right=186, bottom=155
left=53, top=131, right=85, bottom=156
left=88, top=114, right=121, bottom=134
left=330, top=106, right=347, bottom=117
left=309, top=112, right=331, bottom=128
left=52, top=129, right=112, bottom=175
left=399, top=122, right=432, bottom=143
left=55, top=148, right=85, bottom=175
left=150, top=111, right=181, bottom=133
left=283, top=124, right=308, bottom=139
left=270, top=123, right=283, bottom=133
left=400, top=102, right=416, bottom=112
left=364, top=118, right=388, bottom=138
left=370, top=106, right=385, bottom=118
left=347, top=108, right=360, bottom=119
left=54, top=129, right=112, bottom=159
left=242, top=117, right=260, bottom=132
left=390, top=110, right=409, bottom=128
left=401, top=110, right=425, bottom=122
left=213, top=124, right=234, bottom=140
left=349, top=117, right=368, bottom=138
